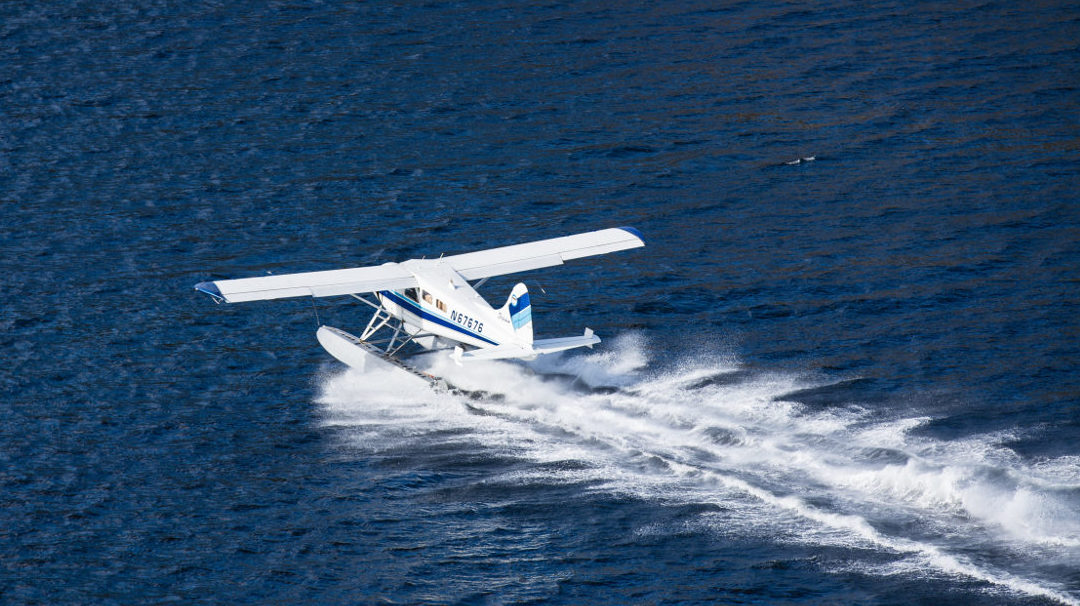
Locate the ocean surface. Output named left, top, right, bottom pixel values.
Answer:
left=3, top=1, right=1079, bottom=603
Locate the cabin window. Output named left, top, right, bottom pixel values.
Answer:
left=422, top=291, right=433, bottom=304
left=437, top=299, right=447, bottom=312
left=404, top=288, right=418, bottom=302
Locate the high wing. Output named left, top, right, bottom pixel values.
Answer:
left=443, top=226, right=645, bottom=281
left=195, top=262, right=416, bottom=303
left=194, top=226, right=644, bottom=303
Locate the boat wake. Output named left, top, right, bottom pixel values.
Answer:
left=316, top=334, right=1080, bottom=604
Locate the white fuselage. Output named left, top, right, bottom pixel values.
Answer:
left=375, top=260, right=516, bottom=351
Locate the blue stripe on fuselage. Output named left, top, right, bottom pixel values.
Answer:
left=379, top=290, right=499, bottom=346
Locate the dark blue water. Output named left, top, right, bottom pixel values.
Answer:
left=3, top=1, right=1079, bottom=603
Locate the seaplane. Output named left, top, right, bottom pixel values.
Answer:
left=194, top=227, right=644, bottom=380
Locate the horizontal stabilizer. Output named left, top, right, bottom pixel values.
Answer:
left=532, top=329, right=601, bottom=355
left=452, top=328, right=600, bottom=363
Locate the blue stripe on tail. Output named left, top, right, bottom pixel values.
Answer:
left=510, top=291, right=531, bottom=330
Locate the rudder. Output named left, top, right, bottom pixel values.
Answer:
left=503, top=283, right=533, bottom=345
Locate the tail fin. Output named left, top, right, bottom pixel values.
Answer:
left=502, top=283, right=533, bottom=345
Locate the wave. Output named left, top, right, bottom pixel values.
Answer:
left=315, top=334, right=1079, bottom=605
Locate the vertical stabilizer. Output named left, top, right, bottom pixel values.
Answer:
left=503, top=283, right=533, bottom=345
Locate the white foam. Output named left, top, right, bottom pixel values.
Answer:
left=528, top=331, right=650, bottom=387
left=314, top=337, right=1080, bottom=605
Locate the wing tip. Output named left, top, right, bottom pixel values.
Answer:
left=617, top=226, right=645, bottom=245
left=195, top=281, right=226, bottom=302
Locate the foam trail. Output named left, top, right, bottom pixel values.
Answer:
left=316, top=337, right=1079, bottom=605
left=704, top=471, right=1078, bottom=606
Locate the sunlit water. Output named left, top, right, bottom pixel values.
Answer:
left=2, top=0, right=1078, bottom=603
left=318, top=336, right=1079, bottom=604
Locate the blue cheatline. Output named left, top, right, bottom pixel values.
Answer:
left=379, top=290, right=499, bottom=346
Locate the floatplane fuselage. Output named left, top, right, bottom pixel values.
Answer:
left=373, top=259, right=537, bottom=357
left=195, top=227, right=644, bottom=369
